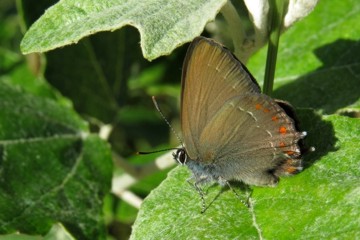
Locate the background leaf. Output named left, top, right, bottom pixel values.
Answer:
left=20, top=0, right=227, bottom=60
left=248, top=0, right=360, bottom=114
left=43, top=27, right=184, bottom=124
left=0, top=82, right=113, bottom=239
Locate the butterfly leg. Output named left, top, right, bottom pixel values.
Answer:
left=218, top=177, right=252, bottom=208
left=186, top=177, right=207, bottom=213
left=194, top=182, right=206, bottom=213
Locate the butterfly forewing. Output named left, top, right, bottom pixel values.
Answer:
left=181, top=37, right=261, bottom=160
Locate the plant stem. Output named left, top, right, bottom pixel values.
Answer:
left=263, top=0, right=287, bottom=96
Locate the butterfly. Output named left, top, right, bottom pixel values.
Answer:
left=173, top=36, right=308, bottom=190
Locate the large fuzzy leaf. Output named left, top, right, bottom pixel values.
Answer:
left=20, top=0, right=227, bottom=60
left=131, top=111, right=359, bottom=239
left=0, top=83, right=113, bottom=239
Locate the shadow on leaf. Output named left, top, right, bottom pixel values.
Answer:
left=274, top=39, right=360, bottom=114
left=200, top=181, right=251, bottom=213
left=296, top=109, right=337, bottom=170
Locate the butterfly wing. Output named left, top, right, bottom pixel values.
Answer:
left=197, top=93, right=304, bottom=186
left=181, top=37, right=261, bottom=160
left=180, top=37, right=304, bottom=186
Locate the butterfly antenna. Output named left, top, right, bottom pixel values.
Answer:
left=152, top=96, right=184, bottom=147
left=137, top=148, right=179, bottom=155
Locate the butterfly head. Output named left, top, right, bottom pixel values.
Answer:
left=173, top=148, right=188, bottom=165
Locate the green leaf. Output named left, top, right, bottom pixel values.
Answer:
left=44, top=30, right=129, bottom=122
left=248, top=0, right=360, bottom=114
left=17, top=0, right=59, bottom=29
left=0, top=234, right=42, bottom=240
left=130, top=111, right=360, bottom=239
left=0, top=82, right=113, bottom=239
left=20, top=0, right=227, bottom=60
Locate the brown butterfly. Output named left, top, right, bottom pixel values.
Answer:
left=173, top=36, right=309, bottom=190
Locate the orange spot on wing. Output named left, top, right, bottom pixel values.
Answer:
left=285, top=166, right=297, bottom=174
left=263, top=108, right=270, bottom=113
left=285, top=151, right=295, bottom=155
left=279, top=142, right=286, bottom=147
left=255, top=104, right=262, bottom=110
left=278, top=158, right=300, bottom=175
left=279, top=126, right=287, bottom=134
left=272, top=116, right=278, bottom=121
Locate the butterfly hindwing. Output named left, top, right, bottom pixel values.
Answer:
left=197, top=93, right=303, bottom=185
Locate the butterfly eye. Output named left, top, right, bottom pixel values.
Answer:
left=173, top=149, right=188, bottom=165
